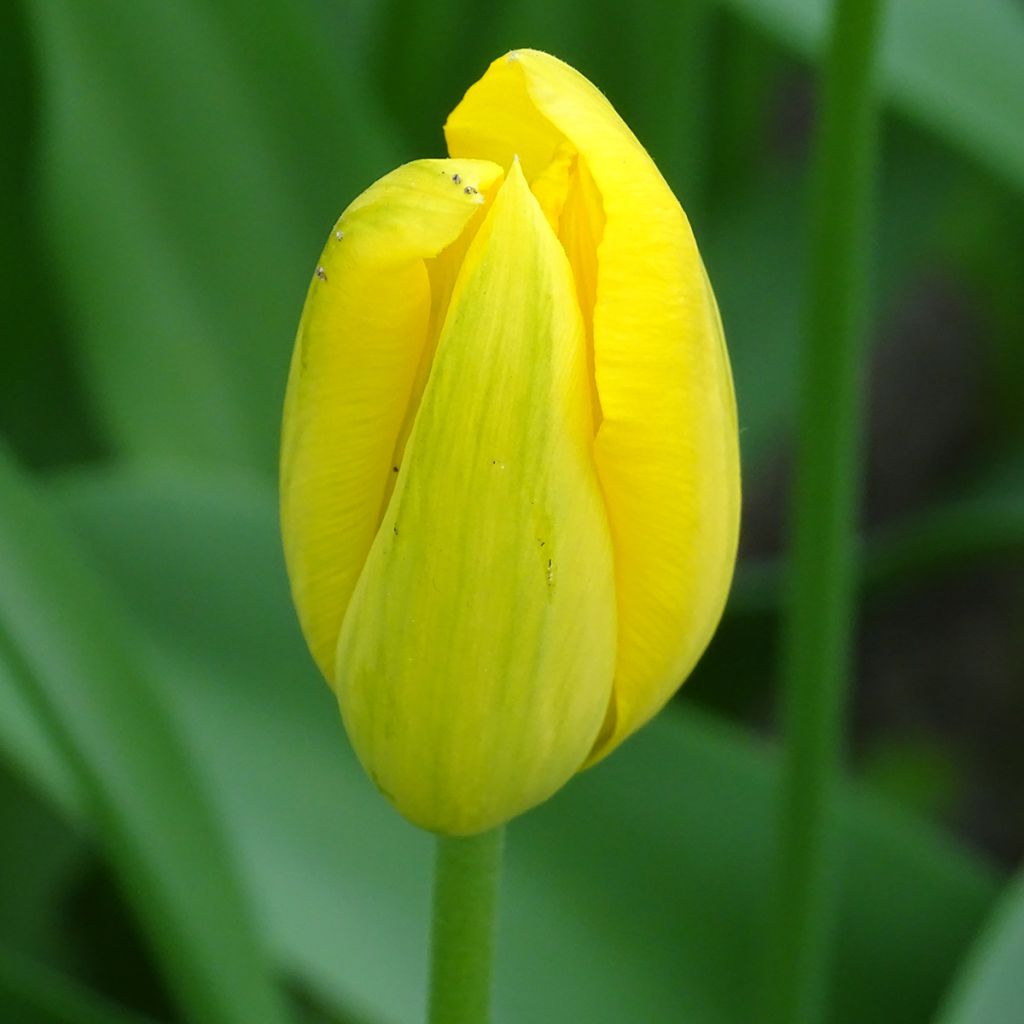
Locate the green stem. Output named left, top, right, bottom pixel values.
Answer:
left=768, top=0, right=887, bottom=1022
left=427, top=828, right=505, bottom=1024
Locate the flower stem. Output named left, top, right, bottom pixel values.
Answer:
left=768, top=0, right=887, bottom=1021
left=427, top=828, right=504, bottom=1024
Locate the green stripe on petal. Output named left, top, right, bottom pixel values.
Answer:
left=336, top=161, right=617, bottom=835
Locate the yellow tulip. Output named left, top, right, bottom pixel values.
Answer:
left=280, top=49, right=740, bottom=835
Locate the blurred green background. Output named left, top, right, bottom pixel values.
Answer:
left=1, top=1, right=1022, bottom=1023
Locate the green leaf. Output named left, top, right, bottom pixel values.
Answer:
left=23, top=0, right=399, bottom=471
left=35, top=467, right=998, bottom=1024
left=0, top=652, right=79, bottom=821
left=935, top=870, right=1024, bottom=1024
left=0, top=1, right=103, bottom=468
left=0, top=769, right=83, bottom=957
left=0, top=450, right=290, bottom=1024
left=0, top=945, right=155, bottom=1024
left=714, top=0, right=1024, bottom=194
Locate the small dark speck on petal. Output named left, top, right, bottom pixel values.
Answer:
left=315, top=266, right=327, bottom=281
left=452, top=173, right=462, bottom=184
left=464, top=185, right=477, bottom=195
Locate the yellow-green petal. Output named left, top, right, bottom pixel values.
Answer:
left=281, top=158, right=503, bottom=682
left=335, top=161, right=617, bottom=835
left=447, top=50, right=741, bottom=761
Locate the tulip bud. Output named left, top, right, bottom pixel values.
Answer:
left=281, top=50, right=740, bottom=835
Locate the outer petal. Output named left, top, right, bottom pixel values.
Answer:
left=446, top=51, right=741, bottom=760
left=281, top=158, right=503, bottom=682
left=336, top=161, right=617, bottom=835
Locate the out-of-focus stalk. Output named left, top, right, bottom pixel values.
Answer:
left=768, top=0, right=888, bottom=1021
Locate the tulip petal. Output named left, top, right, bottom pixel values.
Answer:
left=446, top=51, right=741, bottom=761
left=281, top=158, right=503, bottom=682
left=335, top=161, right=617, bottom=835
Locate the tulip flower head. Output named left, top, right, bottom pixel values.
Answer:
left=281, top=50, right=740, bottom=835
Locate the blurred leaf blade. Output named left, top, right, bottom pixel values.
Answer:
left=881, top=0, right=1024, bottom=196
left=0, top=654, right=79, bottom=820
left=935, top=869, right=1024, bottom=1024
left=0, top=0, right=102, bottom=468
left=0, top=450, right=290, bottom=1024
left=0, top=770, right=84, bottom=955
left=23, top=0, right=399, bottom=472
left=44, top=467, right=1000, bottom=1024
left=0, top=945, right=155, bottom=1024
left=715, top=0, right=1024, bottom=193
